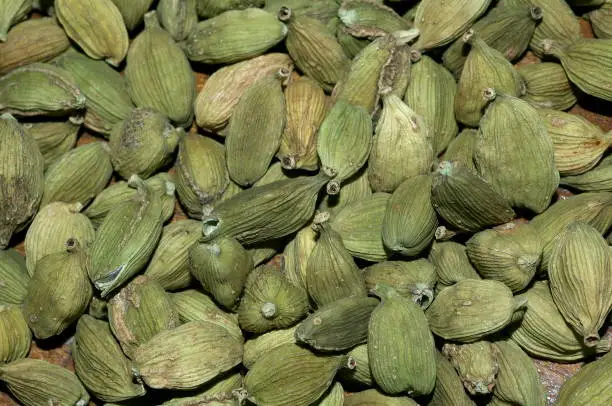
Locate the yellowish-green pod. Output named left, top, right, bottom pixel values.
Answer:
left=589, top=1, right=612, bottom=39
left=157, top=0, right=198, bottom=41
left=243, top=326, right=297, bottom=369
left=161, top=371, right=244, bottom=405
left=0, top=249, right=29, bottom=305
left=442, top=341, right=499, bottom=395
left=23, top=120, right=79, bottom=168
left=110, top=0, right=155, bottom=31
left=561, top=154, right=612, bottom=192
left=526, top=0, right=581, bottom=57
left=556, top=351, right=612, bottom=406
left=198, top=0, right=265, bottom=18
left=338, top=344, right=373, bottom=387
left=428, top=241, right=481, bottom=288
left=264, top=0, right=337, bottom=24
left=282, top=224, right=316, bottom=291
left=170, top=289, right=240, bottom=330
left=338, top=0, right=411, bottom=38
left=336, top=25, right=370, bottom=59
left=318, top=382, right=344, bottom=406
left=344, top=389, right=419, bottom=405
left=318, top=167, right=372, bottom=214
left=0, top=305, right=31, bottom=363
left=442, top=128, right=477, bottom=171
left=0, top=0, right=31, bottom=41
left=519, top=62, right=577, bottom=111
left=428, top=351, right=476, bottom=406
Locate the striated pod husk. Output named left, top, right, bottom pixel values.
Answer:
left=363, top=259, right=436, bottom=309
left=432, top=161, right=515, bottom=232
left=0, top=249, right=29, bottom=305
left=41, top=141, right=113, bottom=207
left=491, top=339, right=546, bottom=406
left=73, top=315, right=146, bottom=402
left=55, top=50, right=134, bottom=136
left=467, top=221, right=542, bottom=293
left=0, top=0, right=31, bottom=41
left=108, top=275, right=180, bottom=359
left=0, top=18, right=69, bottom=75
left=158, top=0, right=198, bottom=41
left=318, top=167, right=372, bottom=214
left=245, top=343, right=349, bottom=406
left=454, top=31, right=524, bottom=127
left=426, top=279, right=526, bottom=343
left=89, top=176, right=165, bottom=297
left=197, top=0, right=265, bottom=18
left=589, top=1, right=612, bottom=39
left=175, top=133, right=229, bottom=219
left=405, top=53, right=458, bottom=155
left=133, top=321, right=244, bottom=390
left=23, top=238, right=92, bottom=339
left=252, top=161, right=293, bottom=187
left=144, top=219, right=201, bottom=291
left=369, top=92, right=432, bottom=192
left=264, top=0, right=337, bottom=23
left=306, top=213, right=367, bottom=308
left=548, top=222, right=612, bottom=347
left=201, top=172, right=329, bottom=245
left=526, top=0, right=581, bottom=57
left=442, top=128, right=477, bottom=171
left=55, top=0, right=129, bottom=66
left=0, top=114, right=43, bottom=249
left=428, top=351, right=476, bottom=406
left=556, top=351, right=612, bottom=406
left=189, top=237, right=253, bottom=311
left=110, top=0, right=155, bottom=31
left=317, top=100, right=372, bottom=195
left=296, top=296, right=379, bottom=352
left=194, top=53, right=292, bottom=133
left=23, top=120, right=79, bottom=168
left=413, top=0, right=491, bottom=50
left=318, top=381, right=344, bottom=406
left=243, top=326, right=297, bottom=369
left=336, top=25, right=370, bottom=60
left=561, top=154, right=612, bottom=192
left=475, top=89, right=559, bottom=213
left=537, top=108, right=611, bottom=176
left=226, top=69, right=288, bottom=186
left=279, top=7, right=350, bottom=92
left=126, top=12, right=196, bottom=128
left=170, top=289, right=240, bottom=332
left=543, top=38, right=612, bottom=102
left=278, top=76, right=327, bottom=172
left=282, top=224, right=316, bottom=291
left=338, top=0, right=411, bottom=38
left=24, top=201, right=95, bottom=276
left=442, top=341, right=499, bottom=395
left=88, top=295, right=108, bottom=320
left=442, top=4, right=542, bottom=77
left=0, top=63, right=85, bottom=118
left=428, top=241, right=481, bottom=289
left=0, top=305, right=31, bottom=363
left=369, top=285, right=436, bottom=396
left=382, top=174, right=438, bottom=257
left=338, top=344, right=372, bottom=387
left=184, top=8, right=288, bottom=64
left=344, top=389, right=419, bottom=406
left=159, top=371, right=244, bottom=405
left=109, top=108, right=182, bottom=179
left=238, top=264, right=308, bottom=334
left=519, top=62, right=577, bottom=110
left=246, top=239, right=284, bottom=267
left=330, top=192, right=389, bottom=262
left=0, top=359, right=90, bottom=406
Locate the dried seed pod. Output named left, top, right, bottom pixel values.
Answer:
left=0, top=63, right=85, bottom=117
left=414, top=0, right=491, bottom=50
left=306, top=214, right=367, bottom=307
left=0, top=0, right=31, bottom=41
left=238, top=265, right=308, bottom=333
left=442, top=341, right=499, bottom=395
left=537, top=108, right=611, bottom=176
left=556, top=351, right=612, bottom=406
left=73, top=315, right=146, bottom=402
left=201, top=172, right=329, bottom=245
left=23, top=238, right=93, bottom=339
left=428, top=241, right=481, bottom=288
left=279, top=7, right=350, bottom=92
left=264, top=0, right=337, bottom=23
left=363, top=260, right=436, bottom=309
left=227, top=70, right=287, bottom=186
left=158, top=0, right=198, bottom=41
left=475, top=89, right=559, bottom=213
left=246, top=239, right=284, bottom=267
left=589, top=1, right=612, bottom=39
left=429, top=351, right=477, bottom=406
left=109, top=108, right=182, bottom=179
left=344, top=389, right=418, bottom=405
left=278, top=76, right=327, bottom=171
left=110, top=0, right=155, bottom=31
left=252, top=162, right=293, bottom=187
left=88, top=295, right=108, bottom=320
left=24, top=201, right=95, bottom=276
left=338, top=344, right=373, bottom=387
left=245, top=343, right=349, bottom=406
left=243, top=326, right=297, bottom=369
left=89, top=176, right=165, bottom=297
left=23, top=120, right=79, bottom=168
left=126, top=12, right=196, bottom=128
left=426, top=279, right=526, bottom=342
left=108, top=275, right=180, bottom=358
left=0, top=305, right=31, bottom=363
left=318, top=167, right=372, bottom=214
left=330, top=192, right=390, bottom=262
left=133, top=321, right=243, bottom=390
left=527, top=0, right=581, bottom=57
left=0, top=359, right=90, bottom=406
left=41, top=141, right=113, bottom=207
left=296, top=296, right=379, bottom=352
left=369, top=285, right=436, bottom=396
left=189, top=237, right=253, bottom=311
left=170, top=289, right=240, bottom=333
left=282, top=225, right=316, bottom=291
left=454, top=31, right=524, bottom=127
left=184, top=8, right=287, bottom=64
left=382, top=175, right=438, bottom=257
left=549, top=222, right=612, bottom=347
left=0, top=18, right=69, bottom=75
left=491, top=339, right=546, bottom=406
left=336, top=25, right=369, bottom=59
left=0, top=114, right=43, bottom=248
left=442, top=128, right=477, bottom=171
left=432, top=161, right=515, bottom=232
left=338, top=0, right=411, bottom=38
left=0, top=249, right=29, bottom=305
left=561, top=154, right=612, bottom=192
left=519, top=62, right=577, bottom=110
left=160, top=371, right=244, bottom=404
left=318, top=382, right=344, bottom=406
left=55, top=0, right=129, bottom=66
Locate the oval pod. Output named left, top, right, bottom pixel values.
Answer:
left=528, top=0, right=581, bottom=57
left=556, top=351, right=612, bottom=406
left=110, top=0, right=155, bottom=31
left=0, top=250, right=30, bottom=305
left=0, top=305, right=31, bottom=363
left=429, top=351, right=477, bottom=406
left=442, top=341, right=499, bottom=395
left=428, top=241, right=481, bottom=289
left=24, top=120, right=79, bottom=168
left=519, top=62, right=576, bottom=111
left=157, top=0, right=198, bottom=41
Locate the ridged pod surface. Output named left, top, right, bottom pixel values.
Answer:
left=0, top=305, right=31, bottom=363
left=0, top=249, right=29, bottom=305
left=519, top=63, right=577, bottom=111
left=0, top=0, right=31, bottom=41
left=556, top=351, right=612, bottom=406
left=24, top=120, right=79, bottom=169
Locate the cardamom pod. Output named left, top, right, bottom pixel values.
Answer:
left=442, top=341, right=499, bottom=395
left=337, top=344, right=373, bottom=387
left=264, top=0, right=337, bottom=24
left=428, top=351, right=476, bottom=406
left=344, top=389, right=419, bottom=406
left=23, top=120, right=79, bottom=168
left=0, top=249, right=29, bottom=305
left=338, top=0, right=411, bottom=38
left=561, top=154, right=612, bottom=192
left=556, top=351, right=612, bottom=406
left=336, top=25, right=369, bottom=59
left=243, top=326, right=297, bottom=369
left=318, top=167, right=372, bottom=214
left=318, top=382, right=344, bottom=406
left=282, top=224, right=316, bottom=291
left=519, top=62, right=577, bottom=110
left=428, top=241, right=481, bottom=289
left=110, top=0, right=155, bottom=31
left=160, top=374, right=244, bottom=405
left=88, top=295, right=108, bottom=320
left=170, top=289, right=240, bottom=332
left=527, top=0, right=581, bottom=57
left=198, top=0, right=265, bottom=18
left=0, top=0, right=31, bottom=41
left=589, top=0, right=612, bottom=39
left=442, top=128, right=477, bottom=171
left=0, top=305, right=31, bottom=363
left=157, top=0, right=198, bottom=41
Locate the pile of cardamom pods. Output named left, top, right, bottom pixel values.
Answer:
left=1, top=0, right=612, bottom=405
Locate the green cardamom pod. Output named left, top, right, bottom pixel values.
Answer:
left=0, top=0, right=31, bottom=41
left=519, top=62, right=577, bottom=110
left=198, top=0, right=265, bottom=18
left=251, top=157, right=292, bottom=188
left=246, top=239, right=284, bottom=267
left=338, top=0, right=411, bottom=38
left=318, top=382, right=344, bottom=406
left=442, top=341, right=499, bottom=395
left=264, top=0, right=337, bottom=24
left=88, top=295, right=108, bottom=320
left=336, top=25, right=369, bottom=59
left=428, top=351, right=476, bottom=406
left=429, top=241, right=481, bottom=290
left=442, top=128, right=477, bottom=172
left=561, top=154, right=612, bottom=192
left=170, top=289, right=240, bottom=334
left=337, top=344, right=372, bottom=387
left=589, top=0, right=612, bottom=39
left=158, top=0, right=198, bottom=41
left=110, top=0, right=155, bottom=31
left=344, top=389, right=419, bottom=406
left=282, top=224, right=316, bottom=291
left=556, top=351, right=612, bottom=406
left=22, top=120, right=79, bottom=168
left=318, top=167, right=372, bottom=214
left=243, top=326, right=297, bottom=369
left=0, top=305, right=31, bottom=363
left=527, top=0, right=581, bottom=57
left=0, top=249, right=29, bottom=305
left=160, top=376, right=243, bottom=405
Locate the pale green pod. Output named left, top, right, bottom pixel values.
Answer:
left=246, top=239, right=284, bottom=267
left=330, top=192, right=390, bottom=262
left=55, top=0, right=129, bottom=66
left=110, top=0, right=155, bottom=31
left=161, top=371, right=243, bottom=405
left=336, top=25, right=370, bottom=59
left=158, top=0, right=198, bottom=41
left=184, top=8, right=288, bottom=64
left=0, top=249, right=29, bottom=305
left=0, top=0, right=31, bottom=41
left=243, top=326, right=297, bottom=369
left=264, top=0, right=337, bottom=24
left=24, top=201, right=95, bottom=276
left=519, top=62, right=577, bottom=111
left=282, top=225, right=316, bottom=291
left=382, top=175, right=438, bottom=257
left=442, top=128, right=477, bottom=172
left=344, top=389, right=419, bottom=406
left=0, top=305, right=31, bottom=363
left=527, top=0, right=581, bottom=57
left=589, top=1, right=612, bottom=39
left=170, top=289, right=240, bottom=333
left=338, top=0, right=411, bottom=38
left=442, top=341, right=499, bottom=395
left=317, top=382, right=344, bottom=406
left=23, top=120, right=79, bottom=168
left=428, top=241, right=481, bottom=288
left=427, top=351, right=476, bottom=406
left=126, top=11, right=196, bottom=128
left=561, top=154, right=612, bottom=192
left=253, top=161, right=294, bottom=187
left=41, top=141, right=113, bottom=207
left=318, top=168, right=372, bottom=214
left=556, top=351, right=612, bottom=406
left=337, top=344, right=373, bottom=387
